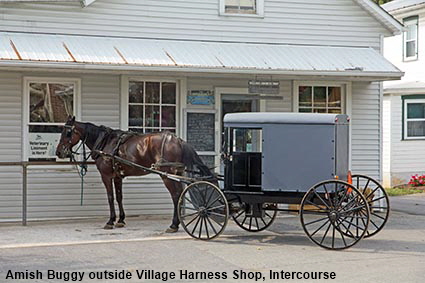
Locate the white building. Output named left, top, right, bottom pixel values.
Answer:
left=0, top=0, right=403, bottom=222
left=383, top=0, right=425, bottom=187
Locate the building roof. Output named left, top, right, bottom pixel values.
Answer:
left=0, top=32, right=403, bottom=80
left=382, top=0, right=425, bottom=12
left=353, top=0, right=404, bottom=35
left=223, top=112, right=348, bottom=125
left=384, top=80, right=425, bottom=94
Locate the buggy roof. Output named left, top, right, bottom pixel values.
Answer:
left=223, top=112, right=348, bottom=126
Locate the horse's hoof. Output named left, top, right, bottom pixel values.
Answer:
left=115, top=222, right=126, bottom=228
left=104, top=224, right=114, bottom=230
left=165, top=227, right=178, bottom=233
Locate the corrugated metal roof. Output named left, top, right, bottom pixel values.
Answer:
left=382, top=0, right=425, bottom=12
left=0, top=32, right=403, bottom=78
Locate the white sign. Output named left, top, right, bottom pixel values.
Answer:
left=28, top=133, right=60, bottom=159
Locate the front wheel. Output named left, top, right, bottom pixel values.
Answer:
left=300, top=180, right=370, bottom=250
left=178, top=181, right=229, bottom=240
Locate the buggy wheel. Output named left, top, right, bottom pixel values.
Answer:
left=300, top=180, right=370, bottom=250
left=232, top=203, right=277, bottom=232
left=352, top=174, right=390, bottom=238
left=178, top=181, right=228, bottom=240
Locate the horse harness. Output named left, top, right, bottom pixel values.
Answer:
left=94, top=130, right=185, bottom=176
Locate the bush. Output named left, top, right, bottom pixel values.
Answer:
left=408, top=174, right=425, bottom=187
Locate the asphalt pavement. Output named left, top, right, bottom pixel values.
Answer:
left=0, top=194, right=424, bottom=283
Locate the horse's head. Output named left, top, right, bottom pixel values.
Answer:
left=56, top=116, right=82, bottom=159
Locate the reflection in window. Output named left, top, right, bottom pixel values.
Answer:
left=405, top=100, right=425, bottom=138
left=403, top=16, right=418, bottom=61
left=128, top=81, right=177, bottom=133
left=232, top=128, right=262, bottom=152
left=29, top=83, right=74, bottom=123
left=225, top=0, right=256, bottom=14
left=299, top=86, right=342, bottom=114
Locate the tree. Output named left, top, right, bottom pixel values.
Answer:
left=373, top=0, right=393, bottom=5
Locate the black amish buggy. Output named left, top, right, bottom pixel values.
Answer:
left=176, top=112, right=390, bottom=250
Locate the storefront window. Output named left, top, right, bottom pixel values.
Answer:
left=26, top=79, right=78, bottom=161
left=298, top=85, right=343, bottom=114
left=128, top=81, right=177, bottom=133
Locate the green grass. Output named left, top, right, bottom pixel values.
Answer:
left=385, top=187, right=424, bottom=196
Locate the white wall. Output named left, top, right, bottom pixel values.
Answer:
left=384, top=9, right=425, bottom=84
left=0, top=0, right=388, bottom=48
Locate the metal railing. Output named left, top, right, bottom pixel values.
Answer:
left=0, top=161, right=95, bottom=226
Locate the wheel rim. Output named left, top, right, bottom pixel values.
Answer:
left=178, top=181, right=228, bottom=240
left=300, top=180, right=370, bottom=250
left=232, top=203, right=277, bottom=232
left=352, top=174, right=390, bottom=238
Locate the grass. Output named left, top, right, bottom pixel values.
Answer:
left=385, top=186, right=424, bottom=196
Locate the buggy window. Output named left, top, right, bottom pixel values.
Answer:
left=231, top=128, right=262, bottom=152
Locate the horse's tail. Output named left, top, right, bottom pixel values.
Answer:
left=181, top=141, right=214, bottom=179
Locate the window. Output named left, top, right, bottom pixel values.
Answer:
left=403, top=98, right=425, bottom=139
left=220, top=0, right=264, bottom=16
left=403, top=16, right=418, bottom=61
left=24, top=78, right=80, bottom=161
left=128, top=80, right=177, bottom=133
left=297, top=85, right=343, bottom=114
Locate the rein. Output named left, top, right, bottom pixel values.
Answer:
left=66, top=125, right=91, bottom=206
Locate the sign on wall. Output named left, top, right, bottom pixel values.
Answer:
left=28, top=133, right=60, bottom=159
left=186, top=112, right=215, bottom=152
left=187, top=90, right=215, bottom=106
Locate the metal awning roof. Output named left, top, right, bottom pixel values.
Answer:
left=0, top=32, right=403, bottom=80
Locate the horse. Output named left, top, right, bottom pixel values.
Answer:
left=55, top=116, right=214, bottom=232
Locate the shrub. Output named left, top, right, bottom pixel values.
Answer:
left=408, top=174, right=425, bottom=187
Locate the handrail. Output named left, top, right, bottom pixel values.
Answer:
left=0, top=160, right=96, bottom=226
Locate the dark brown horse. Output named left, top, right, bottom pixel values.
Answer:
left=56, top=116, right=213, bottom=232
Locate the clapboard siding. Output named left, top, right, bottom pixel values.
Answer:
left=266, top=81, right=292, bottom=112
left=386, top=95, right=425, bottom=184
left=0, top=0, right=387, bottom=48
left=0, top=71, right=22, bottom=221
left=351, top=82, right=381, bottom=180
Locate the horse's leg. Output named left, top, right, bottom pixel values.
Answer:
left=114, top=177, right=126, bottom=228
left=101, top=175, right=116, bottom=229
left=162, top=178, right=184, bottom=233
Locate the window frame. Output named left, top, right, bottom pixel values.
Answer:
left=219, top=0, right=264, bottom=17
left=22, top=77, right=81, bottom=161
left=403, top=97, right=425, bottom=140
left=293, top=81, right=348, bottom=114
left=121, top=76, right=180, bottom=134
left=403, top=16, right=419, bottom=62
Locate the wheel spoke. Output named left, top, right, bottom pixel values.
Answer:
left=304, top=216, right=329, bottom=226
left=234, top=210, right=245, bottom=219
left=206, top=204, right=225, bottom=211
left=255, top=217, right=260, bottom=230
left=185, top=213, right=200, bottom=227
left=205, top=215, right=218, bottom=235
left=371, top=212, right=386, bottom=221
left=320, top=222, right=332, bottom=245
left=313, top=190, right=331, bottom=210
left=364, top=186, right=380, bottom=200
left=331, top=224, right=336, bottom=249
left=198, top=215, right=204, bottom=238
left=203, top=217, right=210, bottom=239
left=209, top=211, right=226, bottom=218
left=370, top=195, right=386, bottom=203
left=181, top=206, right=197, bottom=211
left=310, top=219, right=330, bottom=237
left=306, top=200, right=329, bottom=211
left=191, top=214, right=202, bottom=234
left=340, top=205, right=367, bottom=215
left=180, top=210, right=200, bottom=218
left=185, top=196, right=195, bottom=206
left=340, top=218, right=366, bottom=231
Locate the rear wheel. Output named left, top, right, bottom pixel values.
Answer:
left=178, top=181, right=228, bottom=240
left=300, top=180, right=370, bottom=250
left=352, top=174, right=390, bottom=238
left=232, top=203, right=277, bottom=232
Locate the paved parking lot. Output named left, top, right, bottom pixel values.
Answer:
left=0, top=198, right=424, bottom=283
